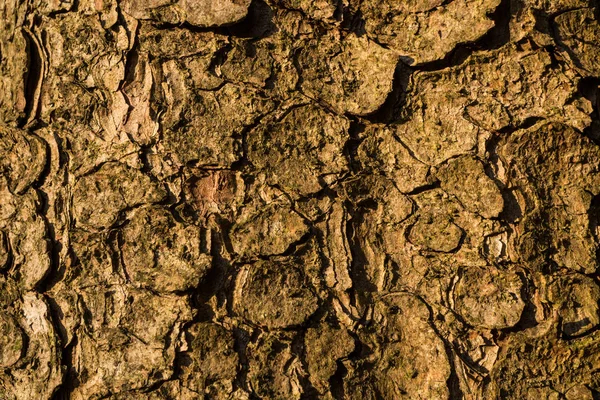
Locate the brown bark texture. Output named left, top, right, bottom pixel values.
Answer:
left=1, top=0, right=600, bottom=399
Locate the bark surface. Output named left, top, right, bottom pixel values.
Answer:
left=1, top=0, right=600, bottom=399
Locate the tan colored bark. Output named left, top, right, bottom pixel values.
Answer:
left=1, top=0, right=600, bottom=398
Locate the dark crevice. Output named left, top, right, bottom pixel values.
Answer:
left=591, top=192, right=600, bottom=236
left=194, top=226, right=232, bottom=305
left=579, top=77, right=600, bottom=144
left=329, top=330, right=367, bottom=398
left=227, top=0, right=277, bottom=39
left=119, top=12, right=140, bottom=92
left=46, top=7, right=75, bottom=19
left=230, top=107, right=280, bottom=172
left=207, top=43, right=234, bottom=77
left=484, top=133, right=524, bottom=228
left=362, top=61, right=411, bottom=124
left=142, top=376, right=176, bottom=394
left=21, top=24, right=43, bottom=127
left=111, top=229, right=129, bottom=283
left=496, top=116, right=544, bottom=134
left=502, top=271, right=539, bottom=335
left=343, top=119, right=366, bottom=173
left=34, top=154, right=67, bottom=292
left=405, top=180, right=441, bottom=196
left=34, top=217, right=63, bottom=293
left=345, top=200, right=378, bottom=309
left=340, top=6, right=366, bottom=36
left=329, top=359, right=348, bottom=399
left=0, top=231, right=11, bottom=274
left=590, top=194, right=600, bottom=269
left=498, top=189, right=523, bottom=226
left=280, top=229, right=316, bottom=258
left=333, top=0, right=345, bottom=22
left=483, top=132, right=510, bottom=204
left=50, top=333, right=79, bottom=400
left=46, top=292, right=79, bottom=400
left=474, top=0, right=512, bottom=49
left=561, top=320, right=600, bottom=340
left=579, top=77, right=600, bottom=109
left=30, top=134, right=53, bottom=190
left=232, top=326, right=252, bottom=395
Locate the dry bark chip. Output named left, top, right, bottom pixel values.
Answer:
left=454, top=266, right=525, bottom=329
left=180, top=322, right=239, bottom=396
left=140, top=28, right=228, bottom=59
left=248, top=104, right=349, bottom=196
left=158, top=80, right=274, bottom=168
left=1, top=293, right=63, bottom=400
left=121, top=206, right=212, bottom=293
left=72, top=289, right=191, bottom=398
left=122, top=0, right=252, bottom=27
left=233, top=259, right=319, bottom=328
left=357, top=125, right=430, bottom=193
left=521, top=0, right=590, bottom=14
left=0, top=0, right=28, bottom=124
left=408, top=213, right=464, bottom=253
left=298, top=32, right=399, bottom=115
left=403, top=45, right=592, bottom=141
left=554, top=8, right=600, bottom=77
left=499, top=122, right=600, bottom=273
left=437, top=156, right=504, bottom=219
left=346, top=293, right=451, bottom=399
left=304, top=323, right=354, bottom=394
left=565, top=384, right=595, bottom=400
left=394, top=93, right=481, bottom=166
left=8, top=203, right=51, bottom=290
left=269, top=0, right=338, bottom=21
left=360, top=0, right=501, bottom=65
left=549, top=274, right=600, bottom=338
left=0, top=185, right=51, bottom=291
left=0, top=127, right=47, bottom=194
left=72, top=162, right=167, bottom=230
left=185, top=170, right=245, bottom=219
left=230, top=202, right=309, bottom=259
left=487, top=329, right=600, bottom=398
left=0, top=312, right=24, bottom=368
left=247, top=333, right=305, bottom=399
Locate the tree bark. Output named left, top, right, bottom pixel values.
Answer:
left=1, top=0, right=600, bottom=398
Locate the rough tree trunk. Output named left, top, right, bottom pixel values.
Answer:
left=1, top=0, right=600, bottom=399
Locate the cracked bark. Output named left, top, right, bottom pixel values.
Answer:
left=1, top=0, right=600, bottom=399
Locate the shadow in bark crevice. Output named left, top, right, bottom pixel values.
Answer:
left=579, top=77, right=600, bottom=144
left=361, top=62, right=411, bottom=124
